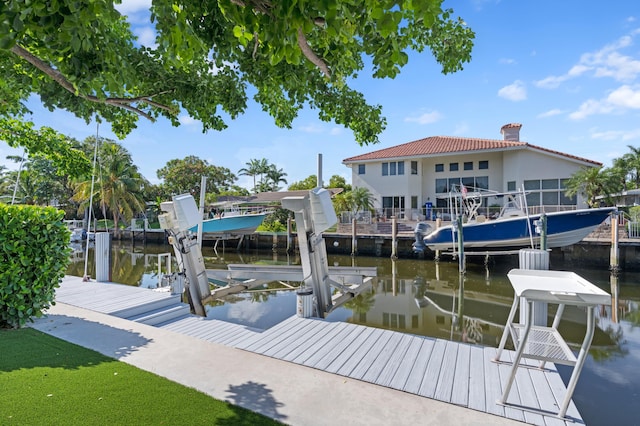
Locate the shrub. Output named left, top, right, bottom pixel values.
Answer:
left=0, top=204, right=71, bottom=328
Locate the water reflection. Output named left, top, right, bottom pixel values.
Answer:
left=68, top=241, right=640, bottom=425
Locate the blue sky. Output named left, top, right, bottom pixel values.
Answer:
left=2, top=1, right=640, bottom=190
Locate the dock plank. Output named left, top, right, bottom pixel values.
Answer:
left=418, top=338, right=448, bottom=398
left=467, top=345, right=486, bottom=412
left=374, top=334, right=414, bottom=387
left=289, top=322, right=351, bottom=365
left=482, top=347, right=506, bottom=417
left=311, top=326, right=367, bottom=371
left=333, top=328, right=388, bottom=377
left=266, top=320, right=334, bottom=359
left=349, top=330, right=397, bottom=380
left=323, top=326, right=378, bottom=375
left=450, top=342, right=471, bottom=406
left=403, top=338, right=435, bottom=394
left=360, top=331, right=406, bottom=383
left=302, top=324, right=363, bottom=368
left=54, top=276, right=584, bottom=426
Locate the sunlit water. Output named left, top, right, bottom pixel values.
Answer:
left=68, top=241, right=640, bottom=425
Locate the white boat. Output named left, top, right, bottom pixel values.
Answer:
left=413, top=186, right=616, bottom=252
left=191, top=201, right=269, bottom=236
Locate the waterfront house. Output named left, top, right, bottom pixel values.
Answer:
left=343, top=123, right=602, bottom=220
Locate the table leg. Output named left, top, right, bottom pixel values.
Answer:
left=498, top=299, right=533, bottom=405
left=558, top=306, right=595, bottom=418
left=494, top=295, right=519, bottom=362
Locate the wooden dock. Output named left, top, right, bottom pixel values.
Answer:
left=54, top=276, right=584, bottom=426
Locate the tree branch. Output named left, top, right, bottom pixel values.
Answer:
left=9, top=44, right=175, bottom=120
left=297, top=28, right=330, bottom=78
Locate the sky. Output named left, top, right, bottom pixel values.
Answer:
left=2, top=1, right=640, bottom=191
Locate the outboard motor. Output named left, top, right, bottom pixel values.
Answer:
left=412, top=222, right=432, bottom=253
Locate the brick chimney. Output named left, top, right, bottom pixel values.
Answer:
left=500, top=123, right=522, bottom=141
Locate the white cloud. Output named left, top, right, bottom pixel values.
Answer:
left=497, top=80, right=527, bottom=101
left=499, top=58, right=516, bottom=65
left=179, top=115, right=198, bottom=125
left=136, top=26, right=157, bottom=48
left=114, top=0, right=151, bottom=15
left=569, top=85, right=640, bottom=119
left=329, top=127, right=343, bottom=136
left=299, top=124, right=324, bottom=133
left=536, top=30, right=640, bottom=89
left=404, top=111, right=443, bottom=125
left=591, top=128, right=640, bottom=141
left=537, top=109, right=564, bottom=118
left=569, top=99, right=614, bottom=120
left=606, top=85, right=640, bottom=108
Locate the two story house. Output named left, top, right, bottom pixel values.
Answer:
left=343, top=123, right=602, bottom=220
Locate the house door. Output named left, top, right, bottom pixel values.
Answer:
left=382, top=196, right=405, bottom=218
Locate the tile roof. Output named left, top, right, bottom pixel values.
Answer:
left=342, top=135, right=601, bottom=166
left=500, top=123, right=522, bottom=130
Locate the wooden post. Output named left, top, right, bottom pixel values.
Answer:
left=610, top=212, right=619, bottom=273
left=351, top=217, right=358, bottom=256
left=391, top=215, right=398, bottom=260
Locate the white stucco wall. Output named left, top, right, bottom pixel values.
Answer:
left=346, top=147, right=595, bottom=211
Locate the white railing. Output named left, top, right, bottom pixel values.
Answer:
left=628, top=221, right=640, bottom=238
left=340, top=211, right=372, bottom=224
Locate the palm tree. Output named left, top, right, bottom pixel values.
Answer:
left=564, top=166, right=620, bottom=207
left=612, top=145, right=640, bottom=190
left=264, top=165, right=288, bottom=192
left=74, top=141, right=147, bottom=236
left=349, top=187, right=376, bottom=213
left=238, top=158, right=269, bottom=193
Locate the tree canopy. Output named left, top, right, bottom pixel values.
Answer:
left=156, top=155, right=237, bottom=200
left=1, top=0, right=474, bottom=147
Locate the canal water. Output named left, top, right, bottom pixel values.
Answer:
left=68, top=241, right=640, bottom=425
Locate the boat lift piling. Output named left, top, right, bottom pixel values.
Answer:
left=161, top=190, right=375, bottom=318
left=610, top=211, right=620, bottom=274
left=351, top=217, right=358, bottom=256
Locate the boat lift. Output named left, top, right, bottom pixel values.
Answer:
left=159, top=189, right=375, bottom=318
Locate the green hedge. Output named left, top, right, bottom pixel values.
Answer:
left=0, top=204, right=71, bottom=328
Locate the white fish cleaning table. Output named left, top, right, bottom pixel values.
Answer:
left=494, top=268, right=611, bottom=418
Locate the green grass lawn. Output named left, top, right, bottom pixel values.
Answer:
left=0, top=328, right=282, bottom=425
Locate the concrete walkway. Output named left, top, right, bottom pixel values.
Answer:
left=31, top=302, right=524, bottom=426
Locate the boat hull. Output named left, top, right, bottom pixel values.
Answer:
left=422, top=207, right=615, bottom=251
left=191, top=213, right=267, bottom=235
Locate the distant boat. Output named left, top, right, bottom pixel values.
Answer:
left=191, top=202, right=269, bottom=236
left=413, top=186, right=616, bottom=252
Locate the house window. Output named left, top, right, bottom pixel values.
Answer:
left=525, top=178, right=577, bottom=207
left=479, top=160, right=489, bottom=170
left=475, top=176, right=489, bottom=190
left=507, top=181, right=516, bottom=191
left=382, top=161, right=404, bottom=176
left=435, top=163, right=444, bottom=172
left=464, top=161, right=473, bottom=171
left=435, top=179, right=448, bottom=193
left=411, top=161, right=418, bottom=175
left=524, top=180, right=540, bottom=190
left=358, top=164, right=365, bottom=175
left=449, top=163, right=459, bottom=172
left=411, top=196, right=418, bottom=209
